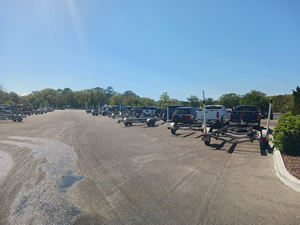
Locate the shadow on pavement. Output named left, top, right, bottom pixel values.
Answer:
left=228, top=143, right=237, bottom=154
left=182, top=132, right=196, bottom=138
left=207, top=141, right=226, bottom=150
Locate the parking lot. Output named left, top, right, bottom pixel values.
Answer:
left=0, top=110, right=299, bottom=225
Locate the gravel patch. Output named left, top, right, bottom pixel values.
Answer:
left=282, top=154, right=300, bottom=180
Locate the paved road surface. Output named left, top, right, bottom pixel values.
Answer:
left=0, top=110, right=299, bottom=225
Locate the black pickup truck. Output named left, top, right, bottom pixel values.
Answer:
left=229, top=105, right=261, bottom=128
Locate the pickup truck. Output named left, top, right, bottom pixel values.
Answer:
left=196, top=105, right=229, bottom=126
left=229, top=105, right=260, bottom=127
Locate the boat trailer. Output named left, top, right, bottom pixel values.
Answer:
left=0, top=113, right=23, bottom=122
left=168, top=122, right=204, bottom=135
left=118, top=116, right=160, bottom=127
left=200, top=94, right=272, bottom=150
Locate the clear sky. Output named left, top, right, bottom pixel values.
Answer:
left=1, top=0, right=299, bottom=101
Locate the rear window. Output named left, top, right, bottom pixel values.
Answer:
left=235, top=106, right=258, bottom=111
left=206, top=106, right=222, bottom=109
left=175, top=108, right=194, bottom=114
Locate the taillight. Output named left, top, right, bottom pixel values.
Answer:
left=216, top=112, right=219, bottom=118
left=229, top=114, right=232, bottom=120
left=256, top=115, right=260, bottom=120
left=240, top=111, right=244, bottom=115
left=186, top=114, right=192, bottom=117
left=195, top=112, right=197, bottom=117
left=172, top=113, right=176, bottom=117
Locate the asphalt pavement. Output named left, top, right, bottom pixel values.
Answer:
left=0, top=110, right=299, bottom=225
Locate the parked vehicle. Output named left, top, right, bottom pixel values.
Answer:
left=162, top=105, right=183, bottom=122
left=196, top=105, right=229, bottom=126
left=132, top=107, right=144, bottom=118
left=0, top=105, right=13, bottom=114
left=0, top=105, right=23, bottom=122
left=92, top=109, right=99, bottom=116
left=229, top=105, right=261, bottom=127
left=86, top=109, right=92, bottom=113
left=172, top=107, right=198, bottom=124
left=142, top=107, right=158, bottom=117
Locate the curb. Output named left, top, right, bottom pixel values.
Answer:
left=273, top=149, right=300, bottom=192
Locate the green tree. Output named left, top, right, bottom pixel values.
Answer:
left=272, top=94, right=294, bottom=113
left=158, top=92, right=170, bottom=108
left=169, top=98, right=182, bottom=106
left=121, top=90, right=139, bottom=106
left=8, top=92, right=20, bottom=104
left=109, top=93, right=122, bottom=106
left=205, top=98, right=215, bottom=105
left=105, top=86, right=115, bottom=98
left=139, top=97, right=157, bottom=106
left=292, top=86, right=300, bottom=115
left=218, top=93, right=242, bottom=109
left=187, top=95, right=200, bottom=107
left=241, top=90, right=269, bottom=111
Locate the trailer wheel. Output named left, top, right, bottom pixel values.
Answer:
left=13, top=120, right=16, bottom=122
left=203, top=128, right=212, bottom=145
left=171, top=129, right=176, bottom=135
left=151, top=120, right=155, bottom=127
left=124, top=122, right=129, bottom=127
left=149, top=119, right=155, bottom=127
left=204, top=136, right=211, bottom=146
left=18, top=118, right=22, bottom=122
left=129, top=123, right=133, bottom=126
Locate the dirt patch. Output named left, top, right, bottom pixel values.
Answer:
left=282, top=154, right=300, bottom=180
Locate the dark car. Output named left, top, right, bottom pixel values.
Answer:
left=229, top=105, right=261, bottom=127
left=162, top=105, right=183, bottom=121
left=172, top=107, right=198, bottom=124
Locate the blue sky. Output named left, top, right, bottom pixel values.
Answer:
left=1, top=0, right=299, bottom=101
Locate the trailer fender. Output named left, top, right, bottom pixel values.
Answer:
left=261, top=129, right=268, bottom=141
left=169, top=122, right=178, bottom=130
left=204, top=127, right=211, bottom=134
left=147, top=118, right=155, bottom=127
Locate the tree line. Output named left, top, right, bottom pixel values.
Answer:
left=0, top=86, right=299, bottom=113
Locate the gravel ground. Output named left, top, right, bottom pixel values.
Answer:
left=282, top=154, right=300, bottom=180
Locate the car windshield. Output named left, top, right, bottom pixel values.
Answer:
left=206, top=106, right=222, bottom=109
left=236, top=106, right=258, bottom=112
left=175, top=109, right=192, bottom=114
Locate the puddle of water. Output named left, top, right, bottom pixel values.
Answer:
left=60, top=171, right=84, bottom=190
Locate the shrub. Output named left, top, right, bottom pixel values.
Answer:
left=273, top=112, right=300, bottom=156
